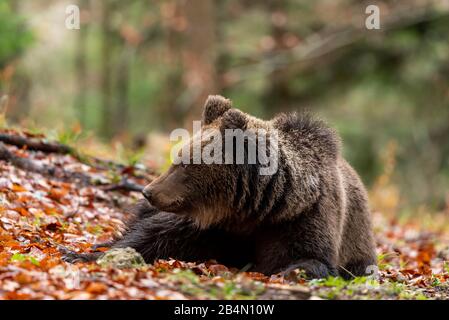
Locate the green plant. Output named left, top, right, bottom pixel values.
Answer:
left=10, top=252, right=40, bottom=266
left=0, top=1, right=34, bottom=67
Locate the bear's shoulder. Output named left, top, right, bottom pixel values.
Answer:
left=272, top=112, right=341, bottom=161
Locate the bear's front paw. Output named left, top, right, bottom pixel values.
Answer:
left=282, top=259, right=337, bottom=279
left=59, top=247, right=103, bottom=264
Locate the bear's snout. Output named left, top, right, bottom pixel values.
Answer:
left=142, top=185, right=184, bottom=212
left=142, top=186, right=154, bottom=203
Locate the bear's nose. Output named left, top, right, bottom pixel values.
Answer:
left=142, top=186, right=154, bottom=203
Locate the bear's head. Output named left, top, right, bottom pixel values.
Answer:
left=142, top=95, right=277, bottom=229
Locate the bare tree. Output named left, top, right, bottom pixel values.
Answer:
left=180, top=0, right=218, bottom=126
left=157, top=0, right=185, bottom=129
left=75, top=0, right=89, bottom=127
left=100, top=0, right=115, bottom=138
left=114, top=45, right=134, bottom=136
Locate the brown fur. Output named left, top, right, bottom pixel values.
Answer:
left=63, top=95, right=377, bottom=279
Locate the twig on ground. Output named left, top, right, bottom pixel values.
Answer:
left=0, top=141, right=57, bottom=176
left=101, top=179, right=145, bottom=192
left=0, top=142, right=146, bottom=192
left=0, top=131, right=155, bottom=177
left=0, top=133, right=73, bottom=154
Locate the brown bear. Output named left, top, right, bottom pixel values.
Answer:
left=63, top=95, right=377, bottom=279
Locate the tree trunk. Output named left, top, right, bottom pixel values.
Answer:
left=75, top=0, right=89, bottom=127
left=180, top=0, right=218, bottom=127
left=100, top=0, right=114, bottom=138
left=158, top=0, right=185, bottom=130
left=114, top=46, right=133, bottom=136
left=264, top=0, right=292, bottom=113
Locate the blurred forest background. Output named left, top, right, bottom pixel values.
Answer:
left=1, top=0, right=449, bottom=214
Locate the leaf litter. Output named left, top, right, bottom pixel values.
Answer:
left=1, top=129, right=449, bottom=300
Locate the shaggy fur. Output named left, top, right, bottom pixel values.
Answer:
left=63, top=95, right=377, bottom=279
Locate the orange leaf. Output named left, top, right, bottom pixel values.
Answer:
left=11, top=184, right=27, bottom=192
left=48, top=189, right=68, bottom=203
left=85, top=282, right=108, bottom=295
left=14, top=207, right=29, bottom=217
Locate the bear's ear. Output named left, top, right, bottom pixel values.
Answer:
left=202, top=95, right=232, bottom=125
left=220, top=109, right=248, bottom=131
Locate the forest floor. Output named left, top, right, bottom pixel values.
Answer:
left=1, top=129, right=449, bottom=300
